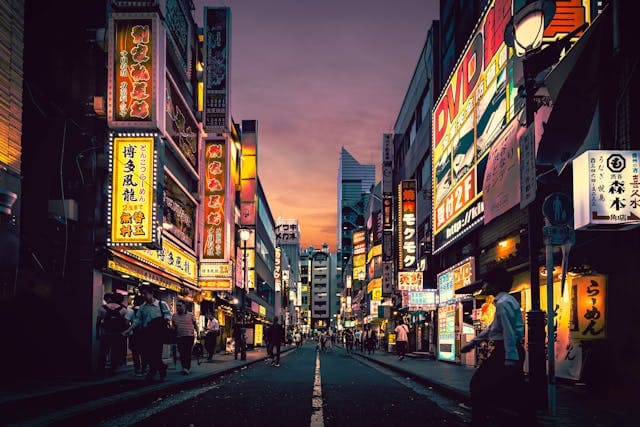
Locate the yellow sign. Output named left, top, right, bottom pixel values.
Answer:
left=259, top=305, right=266, bottom=316
left=254, top=323, right=263, bottom=346
left=367, top=245, right=382, bottom=263
left=367, top=278, right=382, bottom=293
left=372, top=289, right=383, bottom=301
left=126, top=238, right=197, bottom=282
left=571, top=275, right=606, bottom=340
left=199, top=261, right=233, bottom=278
left=199, top=279, right=231, bottom=291
left=388, top=333, right=396, bottom=344
left=109, top=137, right=156, bottom=246
left=353, top=254, right=366, bottom=268
left=107, top=259, right=180, bottom=292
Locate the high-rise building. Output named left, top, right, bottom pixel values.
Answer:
left=337, top=147, right=375, bottom=271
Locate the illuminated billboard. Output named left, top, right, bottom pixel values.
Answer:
left=398, top=180, right=417, bottom=270
left=438, top=304, right=457, bottom=361
left=431, top=0, right=591, bottom=254
left=408, top=290, right=437, bottom=310
left=437, top=257, right=475, bottom=304
left=398, top=271, right=423, bottom=291
left=203, top=140, right=226, bottom=259
left=108, top=136, right=158, bottom=247
left=125, top=238, right=196, bottom=283
left=203, top=7, right=230, bottom=133
left=108, top=15, right=164, bottom=129
left=352, top=230, right=366, bottom=256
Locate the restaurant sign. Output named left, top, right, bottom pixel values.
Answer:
left=203, top=140, right=226, bottom=259
left=125, top=238, right=196, bottom=283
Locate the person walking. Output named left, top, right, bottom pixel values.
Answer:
left=460, top=267, right=532, bottom=426
left=123, top=285, right=172, bottom=382
left=233, top=324, right=247, bottom=360
left=354, top=329, right=362, bottom=352
left=96, top=293, right=129, bottom=375
left=172, top=301, right=199, bottom=375
left=268, top=317, right=285, bottom=366
left=395, top=318, right=409, bottom=361
left=204, top=313, right=220, bottom=362
left=127, top=295, right=146, bottom=376
left=345, top=328, right=354, bottom=353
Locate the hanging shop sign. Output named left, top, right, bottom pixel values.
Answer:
left=383, top=134, right=394, bottom=195
left=353, top=254, right=366, bottom=282
left=367, top=245, right=382, bottom=263
left=240, top=121, right=258, bottom=226
left=398, top=180, right=417, bottom=270
left=438, top=304, right=457, bottom=362
left=571, top=275, right=607, bottom=340
left=108, top=15, right=164, bottom=129
left=408, top=290, right=437, bottom=311
left=108, top=135, right=158, bottom=248
left=573, top=150, right=640, bottom=230
left=483, top=118, right=520, bottom=224
left=382, top=262, right=393, bottom=296
left=437, top=257, right=475, bottom=304
left=398, top=271, right=423, bottom=291
left=165, top=74, right=199, bottom=170
left=163, top=173, right=195, bottom=249
left=276, top=219, right=300, bottom=245
left=353, top=230, right=366, bottom=256
left=368, top=278, right=382, bottom=301
left=203, top=140, right=226, bottom=259
left=275, top=247, right=282, bottom=292
left=125, top=238, right=196, bottom=283
left=199, top=261, right=232, bottom=279
left=203, top=7, right=230, bottom=133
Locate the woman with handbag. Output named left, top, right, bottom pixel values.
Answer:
left=123, top=285, right=172, bottom=382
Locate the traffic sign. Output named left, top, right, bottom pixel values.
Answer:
left=542, top=192, right=572, bottom=226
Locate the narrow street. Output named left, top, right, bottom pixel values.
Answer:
left=99, top=344, right=465, bottom=427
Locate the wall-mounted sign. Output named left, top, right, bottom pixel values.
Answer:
left=203, top=7, right=230, bottom=133
left=573, top=150, right=640, bottom=230
left=383, top=196, right=393, bottom=230
left=382, top=262, right=393, bottom=296
left=108, top=136, right=158, bottom=247
left=408, top=290, right=437, bottom=311
left=199, top=279, right=231, bottom=291
left=163, top=173, right=195, bottom=249
left=203, top=140, right=226, bottom=259
left=383, top=134, right=394, bottom=195
left=165, top=74, right=198, bottom=170
left=275, top=219, right=300, bottom=245
left=437, top=257, right=475, bottom=304
left=108, top=15, right=164, bottom=129
left=125, top=238, right=196, bottom=283
left=199, top=261, right=232, bottom=279
left=240, top=120, right=258, bottom=226
left=108, top=259, right=180, bottom=293
left=352, top=230, right=366, bottom=256
left=438, top=304, right=457, bottom=361
left=398, top=180, right=417, bottom=270
left=164, top=0, right=192, bottom=76
left=398, top=271, right=423, bottom=291
left=367, top=245, right=382, bottom=263
left=571, top=275, right=606, bottom=340
left=275, top=247, right=282, bottom=292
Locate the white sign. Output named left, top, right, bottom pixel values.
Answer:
left=408, top=290, right=437, bottom=310
left=484, top=119, right=520, bottom=224
left=573, top=150, right=640, bottom=230
left=275, top=219, right=300, bottom=245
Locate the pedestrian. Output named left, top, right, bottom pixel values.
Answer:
left=96, top=292, right=129, bottom=375
left=264, top=323, right=272, bottom=359
left=330, top=328, right=336, bottom=350
left=294, top=330, right=302, bottom=348
left=268, top=317, right=285, bottom=366
left=460, top=267, right=532, bottom=426
left=354, top=329, right=362, bottom=352
left=127, top=295, right=146, bottom=376
left=319, top=329, right=327, bottom=352
left=172, top=301, right=199, bottom=375
left=395, top=318, right=409, bottom=360
left=233, top=324, right=247, bottom=360
left=345, top=328, right=354, bottom=353
left=123, top=285, right=172, bottom=382
left=204, top=313, right=220, bottom=361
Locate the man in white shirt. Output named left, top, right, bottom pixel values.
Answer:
left=460, top=267, right=531, bottom=425
left=205, top=313, right=220, bottom=361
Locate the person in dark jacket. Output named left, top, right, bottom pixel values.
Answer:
left=233, top=324, right=247, bottom=361
left=267, top=317, right=285, bottom=367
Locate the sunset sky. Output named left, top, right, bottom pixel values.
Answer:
left=197, top=0, right=439, bottom=250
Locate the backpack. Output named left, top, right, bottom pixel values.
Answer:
left=102, top=304, right=127, bottom=334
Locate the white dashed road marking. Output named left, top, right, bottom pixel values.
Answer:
left=310, top=351, right=324, bottom=427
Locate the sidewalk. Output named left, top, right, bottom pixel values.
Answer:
left=0, top=346, right=291, bottom=426
left=354, top=350, right=632, bottom=426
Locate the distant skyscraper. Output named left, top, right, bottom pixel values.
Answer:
left=337, top=148, right=375, bottom=258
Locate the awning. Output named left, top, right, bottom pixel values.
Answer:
left=536, top=8, right=611, bottom=172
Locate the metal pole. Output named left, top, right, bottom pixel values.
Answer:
left=545, top=221, right=557, bottom=416
left=524, top=54, right=548, bottom=410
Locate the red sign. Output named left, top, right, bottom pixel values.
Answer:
left=203, top=140, right=226, bottom=259
left=435, top=169, right=476, bottom=233
left=113, top=19, right=154, bottom=122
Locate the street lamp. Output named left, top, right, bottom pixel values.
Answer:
left=504, top=0, right=587, bottom=415
left=239, top=228, right=252, bottom=325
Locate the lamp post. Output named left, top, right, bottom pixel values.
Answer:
left=505, top=0, right=587, bottom=414
left=239, top=228, right=252, bottom=327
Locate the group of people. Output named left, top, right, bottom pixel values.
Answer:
left=96, top=285, right=226, bottom=381
left=341, top=326, right=379, bottom=354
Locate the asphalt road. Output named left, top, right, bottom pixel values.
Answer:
left=101, top=343, right=464, bottom=427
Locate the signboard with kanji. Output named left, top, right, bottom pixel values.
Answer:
left=571, top=275, right=606, bottom=340
left=203, top=140, right=226, bottom=259
left=108, top=136, right=157, bottom=247
left=398, top=180, right=417, bottom=270
left=203, top=7, right=230, bottom=133
left=125, top=238, right=196, bottom=283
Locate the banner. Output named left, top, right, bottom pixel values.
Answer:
left=108, top=136, right=157, bottom=247
left=398, top=180, right=417, bottom=270
left=203, top=7, right=230, bottom=133
left=203, top=140, right=226, bottom=259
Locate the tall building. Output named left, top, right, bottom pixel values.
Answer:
left=337, top=147, right=375, bottom=272
left=275, top=218, right=301, bottom=328
left=310, top=244, right=332, bottom=329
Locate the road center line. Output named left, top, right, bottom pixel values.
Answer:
left=310, top=351, right=324, bottom=427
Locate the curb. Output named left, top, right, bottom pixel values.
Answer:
left=10, top=348, right=294, bottom=426
left=352, top=352, right=471, bottom=404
